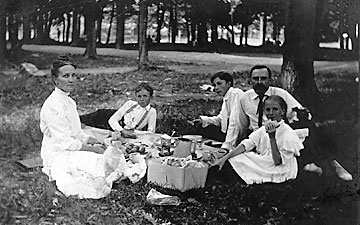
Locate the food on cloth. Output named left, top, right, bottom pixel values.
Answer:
left=124, top=143, right=147, bottom=154
left=161, top=156, right=206, bottom=168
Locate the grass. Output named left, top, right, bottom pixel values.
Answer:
left=0, top=51, right=358, bottom=224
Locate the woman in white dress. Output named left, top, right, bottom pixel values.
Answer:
left=212, top=95, right=304, bottom=185
left=40, top=59, right=124, bottom=198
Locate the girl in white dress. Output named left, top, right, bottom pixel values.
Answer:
left=212, top=95, right=304, bottom=185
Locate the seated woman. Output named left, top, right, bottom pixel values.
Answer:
left=212, top=95, right=304, bottom=185
left=80, top=83, right=157, bottom=138
left=40, top=59, right=126, bottom=198
left=108, top=83, right=157, bottom=138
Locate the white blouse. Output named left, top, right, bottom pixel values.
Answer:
left=108, top=100, right=157, bottom=133
left=40, top=87, right=90, bottom=174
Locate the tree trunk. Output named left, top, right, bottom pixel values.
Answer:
left=245, top=25, right=248, bottom=46
left=22, top=0, right=31, bottom=43
left=170, top=2, right=177, bottom=44
left=66, top=13, right=71, bottom=43
left=0, top=1, right=6, bottom=68
left=211, top=21, right=218, bottom=50
left=138, top=0, right=149, bottom=69
left=72, top=7, right=80, bottom=45
left=197, top=21, right=207, bottom=47
left=239, top=24, right=244, bottom=46
left=106, top=1, right=115, bottom=45
left=83, top=6, right=98, bottom=58
left=97, top=7, right=103, bottom=44
left=262, top=14, right=267, bottom=45
left=115, top=0, right=125, bottom=49
left=191, top=22, right=196, bottom=46
left=62, top=19, right=66, bottom=43
left=281, top=0, right=320, bottom=112
left=156, top=2, right=164, bottom=44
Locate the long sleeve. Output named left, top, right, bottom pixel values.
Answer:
left=108, top=101, right=134, bottom=131
left=41, top=102, right=83, bottom=151
left=221, top=92, right=242, bottom=149
left=200, top=114, right=222, bottom=127
left=146, top=108, right=157, bottom=132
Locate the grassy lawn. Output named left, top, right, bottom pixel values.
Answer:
left=0, top=51, right=358, bottom=225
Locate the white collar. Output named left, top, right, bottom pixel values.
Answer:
left=223, top=87, right=234, bottom=100
left=54, top=87, right=70, bottom=96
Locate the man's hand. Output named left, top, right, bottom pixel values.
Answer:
left=121, top=129, right=137, bottom=139
left=188, top=118, right=202, bottom=126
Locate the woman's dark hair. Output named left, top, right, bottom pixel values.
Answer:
left=210, top=71, right=233, bottom=87
left=250, top=65, right=272, bottom=79
left=134, top=83, right=154, bottom=97
left=264, top=95, right=289, bottom=124
left=50, top=56, right=76, bottom=83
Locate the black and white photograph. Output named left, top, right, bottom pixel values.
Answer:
left=0, top=0, right=359, bottom=224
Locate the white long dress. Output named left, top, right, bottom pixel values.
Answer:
left=40, top=88, right=144, bottom=199
left=228, top=120, right=303, bottom=184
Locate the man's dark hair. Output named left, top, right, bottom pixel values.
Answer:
left=210, top=71, right=233, bottom=87
left=250, top=65, right=272, bottom=79
left=134, top=83, right=154, bottom=97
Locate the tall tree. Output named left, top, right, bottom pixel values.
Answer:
left=115, top=0, right=128, bottom=49
left=281, top=0, right=323, bottom=112
left=0, top=0, right=6, bottom=68
left=21, top=0, right=31, bottom=43
left=83, top=0, right=101, bottom=58
left=138, top=0, right=149, bottom=69
left=72, top=4, right=80, bottom=45
left=106, top=1, right=116, bottom=44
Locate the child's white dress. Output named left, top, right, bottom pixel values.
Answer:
left=229, top=120, right=304, bottom=184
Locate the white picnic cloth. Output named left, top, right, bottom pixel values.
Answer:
left=49, top=145, right=147, bottom=199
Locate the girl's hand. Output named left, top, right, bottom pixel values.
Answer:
left=265, top=121, right=279, bottom=134
left=211, top=155, right=228, bottom=171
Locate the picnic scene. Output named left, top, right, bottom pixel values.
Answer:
left=0, top=0, right=359, bottom=224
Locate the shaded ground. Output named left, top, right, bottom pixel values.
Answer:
left=0, top=48, right=358, bottom=225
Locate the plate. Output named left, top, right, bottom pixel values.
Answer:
left=182, top=135, right=202, bottom=141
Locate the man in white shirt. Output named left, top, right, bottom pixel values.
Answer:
left=190, top=71, right=244, bottom=150
left=233, top=65, right=304, bottom=142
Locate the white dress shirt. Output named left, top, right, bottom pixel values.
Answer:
left=200, top=87, right=244, bottom=149
left=234, top=86, right=302, bottom=140
left=40, top=87, right=91, bottom=175
left=229, top=120, right=303, bottom=184
left=108, top=100, right=157, bottom=133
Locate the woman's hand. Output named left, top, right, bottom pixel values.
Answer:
left=121, top=129, right=137, bottom=139
left=87, top=136, right=101, bottom=145
left=91, top=145, right=106, bottom=154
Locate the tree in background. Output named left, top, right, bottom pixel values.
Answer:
left=280, top=0, right=325, bottom=112
left=138, top=0, right=149, bottom=69
left=82, top=0, right=102, bottom=58
left=0, top=0, right=6, bottom=68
